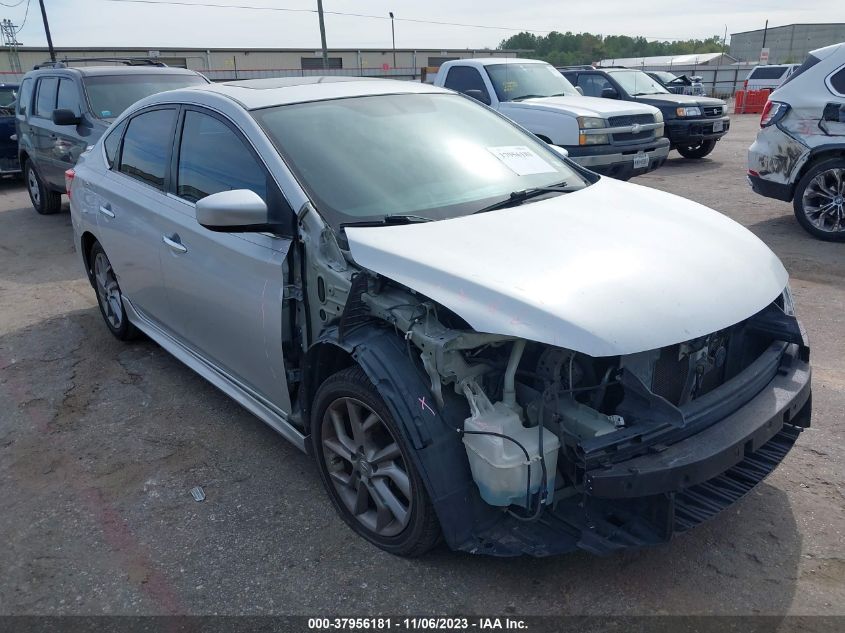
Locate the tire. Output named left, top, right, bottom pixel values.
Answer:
left=89, top=242, right=141, bottom=341
left=24, top=160, right=62, bottom=215
left=676, top=139, right=717, bottom=159
left=793, top=158, right=845, bottom=242
left=311, top=366, right=441, bottom=556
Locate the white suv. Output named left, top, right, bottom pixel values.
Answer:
left=748, top=43, right=845, bottom=241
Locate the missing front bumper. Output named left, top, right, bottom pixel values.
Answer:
left=456, top=345, right=811, bottom=557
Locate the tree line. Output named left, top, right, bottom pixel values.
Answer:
left=498, top=32, right=727, bottom=66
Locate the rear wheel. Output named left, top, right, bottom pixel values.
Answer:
left=676, top=139, right=716, bottom=159
left=311, top=366, right=441, bottom=556
left=25, top=160, right=62, bottom=215
left=793, top=159, right=845, bottom=242
left=90, top=242, right=140, bottom=341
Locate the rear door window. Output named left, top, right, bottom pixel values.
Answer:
left=103, top=119, right=127, bottom=169
left=176, top=110, right=267, bottom=203
left=119, top=108, right=177, bottom=190
left=35, top=77, right=58, bottom=118
left=830, top=67, right=845, bottom=95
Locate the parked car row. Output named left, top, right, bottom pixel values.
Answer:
left=13, top=45, right=841, bottom=557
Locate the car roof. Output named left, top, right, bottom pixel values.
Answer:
left=25, top=65, right=201, bottom=77
left=447, top=57, right=546, bottom=67
left=173, top=76, right=451, bottom=110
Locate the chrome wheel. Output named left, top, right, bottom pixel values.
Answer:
left=321, top=397, right=412, bottom=537
left=27, top=167, right=40, bottom=207
left=93, top=252, right=123, bottom=330
left=802, top=168, right=845, bottom=234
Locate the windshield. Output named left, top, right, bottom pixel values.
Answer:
left=652, top=71, right=678, bottom=84
left=83, top=74, right=207, bottom=119
left=610, top=70, right=669, bottom=95
left=486, top=63, right=581, bottom=101
left=0, top=86, right=16, bottom=114
left=253, top=93, right=588, bottom=227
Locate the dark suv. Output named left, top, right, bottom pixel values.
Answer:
left=16, top=60, right=208, bottom=214
left=560, top=67, right=730, bottom=159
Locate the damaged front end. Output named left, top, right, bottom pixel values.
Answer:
left=341, top=276, right=811, bottom=556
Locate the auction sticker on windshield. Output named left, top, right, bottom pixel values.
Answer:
left=487, top=146, right=556, bottom=175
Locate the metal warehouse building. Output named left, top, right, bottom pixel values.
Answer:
left=0, top=46, right=519, bottom=82
left=730, top=23, right=845, bottom=64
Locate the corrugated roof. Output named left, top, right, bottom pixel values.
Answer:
left=597, top=53, right=732, bottom=67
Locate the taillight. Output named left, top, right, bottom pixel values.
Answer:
left=64, top=168, right=75, bottom=198
left=760, top=101, right=789, bottom=127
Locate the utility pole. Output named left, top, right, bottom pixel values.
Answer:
left=761, top=19, right=768, bottom=50
left=713, top=24, right=727, bottom=97
left=1, top=19, right=22, bottom=73
left=389, top=11, right=396, bottom=70
left=316, top=0, right=328, bottom=70
left=37, top=0, right=56, bottom=62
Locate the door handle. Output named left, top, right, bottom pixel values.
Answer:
left=98, top=205, right=115, bottom=218
left=162, top=234, right=188, bottom=254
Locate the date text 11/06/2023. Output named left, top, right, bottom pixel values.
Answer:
left=308, top=617, right=528, bottom=630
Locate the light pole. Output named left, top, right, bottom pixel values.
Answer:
left=38, top=0, right=56, bottom=62
left=389, top=11, right=396, bottom=70
left=316, top=0, right=329, bottom=70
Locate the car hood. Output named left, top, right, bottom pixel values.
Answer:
left=501, top=96, right=658, bottom=118
left=345, top=177, right=787, bottom=357
left=634, top=93, right=725, bottom=108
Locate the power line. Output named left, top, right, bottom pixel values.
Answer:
left=101, top=0, right=695, bottom=42
left=0, top=0, right=26, bottom=8
left=16, top=0, right=31, bottom=33
left=102, top=0, right=557, bottom=34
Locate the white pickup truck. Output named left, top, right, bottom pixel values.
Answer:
left=431, top=58, right=670, bottom=179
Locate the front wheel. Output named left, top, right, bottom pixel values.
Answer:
left=311, top=367, right=441, bottom=556
left=25, top=160, right=62, bottom=215
left=793, top=159, right=845, bottom=241
left=676, top=139, right=717, bottom=159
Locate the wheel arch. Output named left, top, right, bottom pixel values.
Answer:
left=80, top=231, right=99, bottom=288
left=794, top=145, right=845, bottom=187
left=302, top=325, right=496, bottom=550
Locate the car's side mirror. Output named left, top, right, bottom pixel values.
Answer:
left=463, top=89, right=491, bottom=106
left=822, top=102, right=845, bottom=123
left=52, top=109, right=81, bottom=126
left=601, top=87, right=619, bottom=99
left=575, top=86, right=584, bottom=96
left=196, top=189, right=275, bottom=233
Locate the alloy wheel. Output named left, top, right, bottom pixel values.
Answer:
left=27, top=167, right=40, bottom=207
left=802, top=168, right=845, bottom=234
left=93, top=252, right=124, bottom=330
left=320, top=397, right=412, bottom=537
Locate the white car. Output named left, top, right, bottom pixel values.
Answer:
left=745, top=64, right=801, bottom=91
left=432, top=58, right=670, bottom=180
left=68, top=77, right=811, bottom=557
left=748, top=43, right=845, bottom=240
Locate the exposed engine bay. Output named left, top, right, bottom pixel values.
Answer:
left=353, top=275, right=806, bottom=518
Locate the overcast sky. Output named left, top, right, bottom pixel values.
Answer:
left=8, top=0, right=840, bottom=50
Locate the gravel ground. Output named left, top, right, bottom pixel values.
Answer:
left=0, top=114, right=843, bottom=617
